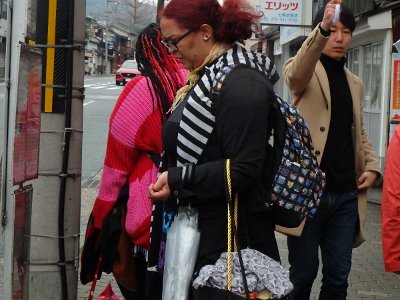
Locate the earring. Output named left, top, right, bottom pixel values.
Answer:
left=204, top=36, right=209, bottom=41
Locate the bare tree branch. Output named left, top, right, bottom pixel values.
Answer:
left=109, top=0, right=156, bottom=27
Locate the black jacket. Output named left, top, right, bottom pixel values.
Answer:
left=163, top=66, right=280, bottom=271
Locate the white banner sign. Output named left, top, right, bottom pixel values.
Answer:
left=259, top=0, right=303, bottom=25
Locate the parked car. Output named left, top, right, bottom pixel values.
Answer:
left=115, top=60, right=141, bottom=85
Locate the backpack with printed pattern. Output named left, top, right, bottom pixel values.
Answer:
left=212, top=65, right=326, bottom=228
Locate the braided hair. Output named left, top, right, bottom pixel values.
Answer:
left=135, top=23, right=183, bottom=119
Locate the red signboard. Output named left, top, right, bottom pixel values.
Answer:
left=13, top=45, right=42, bottom=185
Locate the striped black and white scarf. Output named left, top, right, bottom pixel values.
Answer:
left=175, top=42, right=279, bottom=167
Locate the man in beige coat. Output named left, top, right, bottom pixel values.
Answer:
left=283, top=1, right=381, bottom=299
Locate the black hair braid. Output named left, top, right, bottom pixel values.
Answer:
left=135, top=23, right=175, bottom=120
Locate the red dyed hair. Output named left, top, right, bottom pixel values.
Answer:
left=161, top=0, right=260, bottom=44
left=135, top=23, right=183, bottom=118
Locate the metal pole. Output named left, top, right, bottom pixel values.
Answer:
left=3, top=0, right=85, bottom=298
left=156, top=0, right=165, bottom=24
left=101, top=30, right=107, bottom=74
left=105, top=1, right=110, bottom=75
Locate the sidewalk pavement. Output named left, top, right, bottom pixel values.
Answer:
left=77, top=176, right=400, bottom=300
left=1, top=172, right=399, bottom=299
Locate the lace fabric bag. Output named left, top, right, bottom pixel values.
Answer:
left=192, top=160, right=293, bottom=299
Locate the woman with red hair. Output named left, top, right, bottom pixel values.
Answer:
left=148, top=0, right=283, bottom=298
left=90, top=23, right=187, bottom=299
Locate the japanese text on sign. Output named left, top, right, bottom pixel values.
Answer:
left=260, top=0, right=303, bottom=25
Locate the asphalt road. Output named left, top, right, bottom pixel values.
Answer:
left=0, top=75, right=122, bottom=180
left=82, top=75, right=124, bottom=182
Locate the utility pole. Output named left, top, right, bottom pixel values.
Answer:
left=103, top=30, right=107, bottom=75
left=105, top=0, right=116, bottom=75
left=133, top=0, right=139, bottom=24
left=2, top=0, right=85, bottom=298
left=156, top=0, right=165, bottom=24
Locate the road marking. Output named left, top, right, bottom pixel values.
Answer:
left=108, top=87, right=121, bottom=90
left=357, top=291, right=389, bottom=297
left=84, top=81, right=114, bottom=88
left=83, top=100, right=95, bottom=106
left=85, top=84, right=122, bottom=88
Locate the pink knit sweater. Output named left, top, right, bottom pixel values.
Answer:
left=92, top=71, right=187, bottom=249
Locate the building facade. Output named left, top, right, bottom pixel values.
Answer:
left=85, top=16, right=136, bottom=75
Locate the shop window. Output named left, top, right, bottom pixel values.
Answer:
left=349, top=42, right=383, bottom=111
left=363, top=43, right=383, bottom=111
left=347, top=48, right=359, bottom=77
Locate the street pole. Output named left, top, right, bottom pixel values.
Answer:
left=2, top=0, right=85, bottom=298
left=104, top=30, right=107, bottom=75
left=156, top=0, right=165, bottom=24
left=105, top=0, right=117, bottom=75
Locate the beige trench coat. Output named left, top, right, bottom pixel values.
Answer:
left=282, top=25, right=381, bottom=247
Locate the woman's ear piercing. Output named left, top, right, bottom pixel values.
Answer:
left=204, top=36, right=209, bottom=40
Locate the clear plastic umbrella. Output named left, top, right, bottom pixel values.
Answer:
left=163, top=206, right=201, bottom=300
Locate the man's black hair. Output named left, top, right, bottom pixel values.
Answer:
left=312, top=5, right=356, bottom=33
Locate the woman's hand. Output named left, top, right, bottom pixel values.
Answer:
left=148, top=171, right=171, bottom=201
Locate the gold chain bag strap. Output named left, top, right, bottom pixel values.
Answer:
left=226, top=160, right=274, bottom=300
left=225, top=159, right=249, bottom=297
left=193, top=160, right=290, bottom=299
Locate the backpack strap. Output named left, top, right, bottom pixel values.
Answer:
left=211, top=64, right=239, bottom=98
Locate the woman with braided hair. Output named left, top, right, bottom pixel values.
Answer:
left=89, top=23, right=187, bottom=299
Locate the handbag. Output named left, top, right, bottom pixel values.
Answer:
left=192, top=163, right=251, bottom=299
left=192, top=160, right=293, bottom=299
left=192, top=285, right=250, bottom=300
left=81, top=183, right=138, bottom=292
left=101, top=197, right=139, bottom=292
left=80, top=213, right=103, bottom=285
